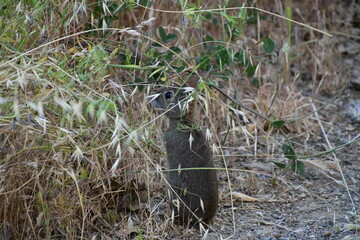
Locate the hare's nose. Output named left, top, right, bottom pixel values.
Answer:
left=152, top=101, right=158, bottom=108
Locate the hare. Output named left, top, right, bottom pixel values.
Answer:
left=152, top=86, right=218, bottom=226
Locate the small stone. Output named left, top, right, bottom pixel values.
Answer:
left=300, top=193, right=307, bottom=199
left=351, top=76, right=360, bottom=91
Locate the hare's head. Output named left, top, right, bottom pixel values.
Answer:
left=151, top=87, right=193, bottom=119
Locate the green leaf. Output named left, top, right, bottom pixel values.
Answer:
left=166, top=33, right=177, bottom=43
left=234, top=50, right=247, bottom=65
left=291, top=160, right=305, bottom=176
left=272, top=120, right=286, bottom=128
left=148, top=67, right=165, bottom=79
left=106, top=102, right=116, bottom=111
left=271, top=177, right=278, bottom=185
left=85, top=101, right=99, bottom=114
left=212, top=17, right=219, bottom=25
left=205, top=34, right=215, bottom=41
left=224, top=69, right=233, bottom=76
left=272, top=161, right=286, bottom=169
left=138, top=0, right=149, bottom=7
left=281, top=144, right=297, bottom=160
left=37, top=191, right=44, bottom=206
left=164, top=51, right=174, bottom=61
left=246, top=63, right=257, bottom=78
left=158, top=26, right=167, bottom=43
left=251, top=78, right=264, bottom=88
left=205, top=80, right=219, bottom=87
left=195, top=52, right=211, bottom=71
left=198, top=81, right=205, bottom=91
left=183, top=187, right=188, bottom=196
left=134, top=77, right=144, bottom=91
left=93, top=6, right=102, bottom=17
left=158, top=26, right=177, bottom=43
left=239, top=7, right=247, bottom=20
left=170, top=46, right=181, bottom=53
left=79, top=168, right=89, bottom=179
left=215, top=45, right=231, bottom=67
left=204, top=13, right=212, bottom=20
left=219, top=11, right=235, bottom=24
left=262, top=36, right=275, bottom=53
left=176, top=66, right=185, bottom=73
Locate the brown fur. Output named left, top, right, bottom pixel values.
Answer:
left=153, top=87, right=218, bottom=227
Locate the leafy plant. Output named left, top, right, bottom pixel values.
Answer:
left=0, top=1, right=347, bottom=239
left=158, top=26, right=177, bottom=44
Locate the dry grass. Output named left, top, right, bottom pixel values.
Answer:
left=0, top=0, right=358, bottom=239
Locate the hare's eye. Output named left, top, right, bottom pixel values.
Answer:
left=164, top=91, right=173, bottom=99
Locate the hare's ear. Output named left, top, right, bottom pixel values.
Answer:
left=175, top=71, right=202, bottom=89
left=186, top=72, right=200, bottom=89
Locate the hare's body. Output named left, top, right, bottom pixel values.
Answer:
left=153, top=87, right=218, bottom=226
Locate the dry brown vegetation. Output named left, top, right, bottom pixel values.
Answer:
left=0, top=0, right=359, bottom=239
